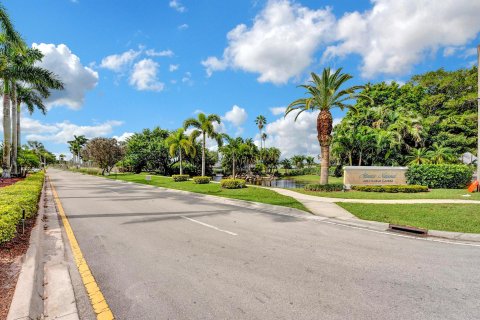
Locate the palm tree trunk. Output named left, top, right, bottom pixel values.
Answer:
left=11, top=83, right=18, bottom=175
left=16, top=101, right=21, bottom=157
left=179, top=150, right=183, bottom=175
left=232, top=154, right=236, bottom=179
left=2, top=92, right=12, bottom=178
left=317, top=110, right=333, bottom=185
left=201, top=132, right=206, bottom=176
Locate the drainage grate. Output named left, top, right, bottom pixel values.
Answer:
left=388, top=224, right=428, bottom=236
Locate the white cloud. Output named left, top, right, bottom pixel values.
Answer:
left=169, top=64, right=179, bottom=72
left=178, top=24, right=189, bottom=30
left=145, top=49, right=174, bottom=57
left=323, top=0, right=480, bottom=77
left=269, top=106, right=286, bottom=116
left=169, top=0, right=186, bottom=12
left=223, top=105, right=248, bottom=127
left=181, top=71, right=193, bottom=85
left=113, top=132, right=134, bottom=142
left=24, top=119, right=123, bottom=144
left=258, top=111, right=343, bottom=159
left=202, top=0, right=335, bottom=84
left=130, top=59, right=165, bottom=91
left=33, top=43, right=99, bottom=110
left=100, top=49, right=140, bottom=71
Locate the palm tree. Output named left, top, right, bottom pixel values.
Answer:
left=291, top=155, right=305, bottom=169
left=165, top=128, right=196, bottom=175
left=305, top=156, right=315, bottom=168
left=286, top=68, right=365, bottom=184
left=261, top=132, right=267, bottom=149
left=280, top=158, right=292, bottom=174
left=427, top=143, right=456, bottom=164
left=67, top=135, right=88, bottom=166
left=219, top=135, right=242, bottom=179
left=255, top=115, right=267, bottom=149
left=406, top=147, right=431, bottom=165
left=184, top=113, right=222, bottom=176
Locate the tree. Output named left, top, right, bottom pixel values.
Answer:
left=305, top=156, right=315, bottom=168
left=286, top=68, right=364, bottom=184
left=261, top=132, right=267, bottom=149
left=291, top=155, right=305, bottom=169
left=280, top=158, right=292, bottom=174
left=219, top=135, right=242, bottom=179
left=426, top=142, right=456, bottom=164
left=67, top=135, right=88, bottom=166
left=27, top=141, right=45, bottom=167
left=165, top=128, right=196, bottom=175
left=84, top=138, right=124, bottom=175
left=406, top=148, right=431, bottom=165
left=184, top=113, right=222, bottom=176
left=255, top=115, right=267, bottom=149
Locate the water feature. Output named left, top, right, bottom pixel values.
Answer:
left=211, top=174, right=308, bottom=189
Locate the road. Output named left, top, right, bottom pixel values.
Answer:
left=48, top=169, right=480, bottom=320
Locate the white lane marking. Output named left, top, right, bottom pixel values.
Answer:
left=321, top=220, right=480, bottom=248
left=181, top=216, right=238, bottom=236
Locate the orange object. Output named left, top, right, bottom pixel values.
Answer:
left=468, top=181, right=479, bottom=193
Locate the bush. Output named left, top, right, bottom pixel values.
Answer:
left=172, top=174, right=189, bottom=182
left=284, top=167, right=319, bottom=177
left=192, top=176, right=210, bottom=184
left=0, top=172, right=44, bottom=244
left=220, top=178, right=246, bottom=189
left=406, top=165, right=473, bottom=189
left=304, top=183, right=344, bottom=192
left=352, top=185, right=428, bottom=193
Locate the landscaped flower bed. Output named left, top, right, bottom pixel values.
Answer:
left=0, top=172, right=44, bottom=244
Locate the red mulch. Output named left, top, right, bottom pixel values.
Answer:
left=0, top=216, right=37, bottom=320
left=0, top=177, right=24, bottom=189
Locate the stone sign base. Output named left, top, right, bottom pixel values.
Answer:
left=344, top=166, right=408, bottom=189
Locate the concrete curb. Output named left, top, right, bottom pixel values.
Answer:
left=7, top=181, right=46, bottom=320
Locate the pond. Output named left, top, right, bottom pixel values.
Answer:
left=212, top=175, right=309, bottom=189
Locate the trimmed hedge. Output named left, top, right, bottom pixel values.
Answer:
left=220, top=178, right=246, bottom=189
left=304, top=183, right=344, bottom=192
left=192, top=176, right=211, bottom=184
left=0, top=172, right=44, bottom=244
left=70, top=167, right=103, bottom=175
left=172, top=174, right=190, bottom=182
left=352, top=185, right=428, bottom=193
left=406, top=165, right=473, bottom=189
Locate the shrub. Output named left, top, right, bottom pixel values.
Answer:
left=304, top=183, right=344, bottom=192
left=0, top=172, right=44, bottom=244
left=193, top=176, right=210, bottom=184
left=172, top=174, right=189, bottom=182
left=220, top=178, right=246, bottom=189
left=352, top=185, right=428, bottom=193
left=406, top=164, right=473, bottom=189
left=284, top=167, right=319, bottom=177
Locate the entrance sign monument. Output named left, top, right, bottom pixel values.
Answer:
left=344, top=166, right=408, bottom=188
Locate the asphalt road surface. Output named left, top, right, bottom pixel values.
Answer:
left=48, top=169, right=480, bottom=320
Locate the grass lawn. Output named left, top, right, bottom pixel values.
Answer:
left=338, top=203, right=480, bottom=233
left=294, top=188, right=480, bottom=200
left=106, top=173, right=310, bottom=213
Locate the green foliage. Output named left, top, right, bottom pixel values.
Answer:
left=0, top=172, right=44, bottom=244
left=172, top=174, right=190, bottom=182
left=284, top=167, right=318, bottom=176
left=70, top=167, right=103, bottom=175
left=351, top=185, right=428, bottom=193
left=304, top=183, right=344, bottom=192
left=192, top=176, right=211, bottom=184
left=406, top=164, right=473, bottom=189
left=332, top=67, right=478, bottom=167
left=220, top=178, right=246, bottom=189
left=17, top=148, right=40, bottom=171
left=83, top=138, right=124, bottom=174
left=171, top=162, right=196, bottom=175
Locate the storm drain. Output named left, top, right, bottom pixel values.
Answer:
left=388, top=224, right=428, bottom=236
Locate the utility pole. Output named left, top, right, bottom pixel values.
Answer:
left=477, top=45, right=480, bottom=188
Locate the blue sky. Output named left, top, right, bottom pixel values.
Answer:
left=5, top=0, right=480, bottom=158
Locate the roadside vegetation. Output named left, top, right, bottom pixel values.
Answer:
left=0, top=172, right=44, bottom=244
left=338, top=203, right=480, bottom=234
left=105, top=173, right=309, bottom=212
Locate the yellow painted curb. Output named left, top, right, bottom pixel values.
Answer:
left=48, top=176, right=114, bottom=320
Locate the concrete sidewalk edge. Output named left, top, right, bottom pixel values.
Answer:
left=7, top=181, right=46, bottom=320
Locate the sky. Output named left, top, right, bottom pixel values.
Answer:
left=4, top=0, right=480, bottom=159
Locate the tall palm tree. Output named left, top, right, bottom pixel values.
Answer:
left=184, top=113, right=222, bottom=176
left=261, top=132, right=267, bottom=149
left=67, top=135, right=88, bottom=166
left=286, top=68, right=365, bottom=184
left=165, top=128, right=196, bottom=175
left=255, top=115, right=266, bottom=149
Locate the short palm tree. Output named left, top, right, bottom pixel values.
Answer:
left=427, top=143, right=456, bottom=164
left=219, top=135, right=242, bottom=179
left=184, top=113, right=222, bottom=176
left=406, top=147, right=430, bottom=165
left=285, top=68, right=365, bottom=184
left=165, top=128, right=196, bottom=175
left=280, top=158, right=292, bottom=174
left=255, top=115, right=266, bottom=149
